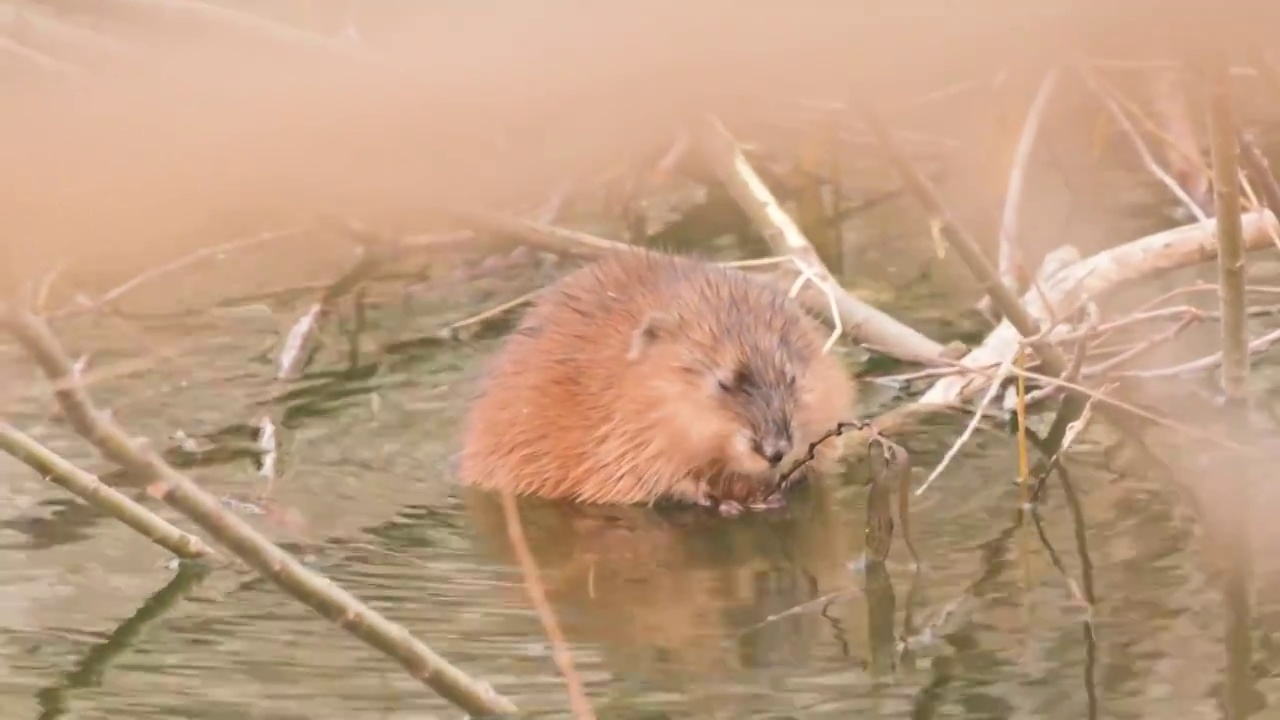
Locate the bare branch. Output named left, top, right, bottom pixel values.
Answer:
left=696, top=115, right=949, bottom=365
left=921, top=210, right=1279, bottom=404
left=0, top=420, right=214, bottom=560
left=979, top=66, right=1060, bottom=321
left=0, top=306, right=517, bottom=717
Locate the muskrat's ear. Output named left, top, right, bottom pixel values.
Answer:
left=627, top=312, right=675, bottom=361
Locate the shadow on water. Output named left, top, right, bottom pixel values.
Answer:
left=464, top=482, right=867, bottom=680
left=33, top=561, right=213, bottom=720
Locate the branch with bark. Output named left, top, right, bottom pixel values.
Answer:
left=0, top=304, right=518, bottom=718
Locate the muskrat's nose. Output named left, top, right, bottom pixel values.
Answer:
left=760, top=437, right=791, bottom=466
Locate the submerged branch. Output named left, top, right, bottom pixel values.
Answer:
left=500, top=491, right=596, bottom=719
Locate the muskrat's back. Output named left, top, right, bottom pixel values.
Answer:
left=457, top=250, right=856, bottom=510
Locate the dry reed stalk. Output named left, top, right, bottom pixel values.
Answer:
left=1238, top=133, right=1280, bottom=234
left=979, top=67, right=1060, bottom=321
left=1205, top=51, right=1249, bottom=400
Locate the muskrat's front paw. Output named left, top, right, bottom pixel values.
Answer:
left=716, top=500, right=746, bottom=518
left=694, top=493, right=719, bottom=510
left=748, top=493, right=787, bottom=511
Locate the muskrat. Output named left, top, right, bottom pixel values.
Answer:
left=456, top=250, right=856, bottom=514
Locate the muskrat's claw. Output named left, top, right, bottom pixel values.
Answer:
left=716, top=500, right=746, bottom=518
left=749, top=493, right=787, bottom=511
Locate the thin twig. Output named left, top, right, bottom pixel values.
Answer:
left=441, top=289, right=542, bottom=340
left=0, top=420, right=214, bottom=560
left=1078, top=65, right=1211, bottom=223
left=55, top=227, right=308, bottom=318
left=922, top=350, right=1247, bottom=450
left=1085, top=313, right=1199, bottom=376
left=1031, top=384, right=1106, bottom=504
left=916, top=350, right=1018, bottom=497
left=1115, top=325, right=1280, bottom=379
left=922, top=210, right=1279, bottom=404
left=1238, top=133, right=1280, bottom=251
left=1012, top=365, right=1243, bottom=449
left=1022, top=324, right=1096, bottom=505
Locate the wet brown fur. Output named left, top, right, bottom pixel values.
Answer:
left=457, top=250, right=856, bottom=508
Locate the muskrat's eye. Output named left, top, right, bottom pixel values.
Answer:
left=716, top=366, right=751, bottom=394
left=714, top=365, right=745, bottom=394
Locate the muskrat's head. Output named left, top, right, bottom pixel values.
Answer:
left=626, top=310, right=805, bottom=482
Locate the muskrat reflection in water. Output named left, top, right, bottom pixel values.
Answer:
left=462, top=478, right=864, bottom=682
left=457, top=250, right=857, bottom=515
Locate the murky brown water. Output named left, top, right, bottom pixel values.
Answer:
left=0, top=238, right=1269, bottom=720
left=6, top=55, right=1280, bottom=720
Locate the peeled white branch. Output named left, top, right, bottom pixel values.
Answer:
left=920, top=210, right=1280, bottom=405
